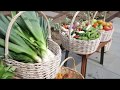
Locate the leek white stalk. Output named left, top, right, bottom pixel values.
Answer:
left=34, top=56, right=42, bottom=63
left=42, top=49, right=55, bottom=62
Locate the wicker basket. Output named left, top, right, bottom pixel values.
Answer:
left=4, top=11, right=61, bottom=79
left=56, top=57, right=84, bottom=79
left=98, top=11, right=114, bottom=42
left=59, top=11, right=101, bottom=55
left=100, top=28, right=114, bottom=42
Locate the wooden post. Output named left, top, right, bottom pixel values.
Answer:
left=64, top=50, right=69, bottom=66
left=81, top=55, right=88, bottom=78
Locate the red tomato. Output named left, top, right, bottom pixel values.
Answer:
left=103, top=26, right=113, bottom=31
left=86, top=22, right=89, bottom=26
left=92, top=23, right=98, bottom=28
left=73, top=35, right=80, bottom=39
left=78, top=28, right=82, bottom=31
left=63, top=25, right=68, bottom=29
left=109, top=25, right=113, bottom=30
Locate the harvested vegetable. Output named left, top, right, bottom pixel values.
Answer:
left=0, top=11, right=55, bottom=63
left=0, top=60, right=15, bottom=79
left=60, top=20, right=100, bottom=40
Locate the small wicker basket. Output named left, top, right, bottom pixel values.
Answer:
left=4, top=11, right=61, bottom=79
left=55, top=57, right=84, bottom=79
left=59, top=11, right=101, bottom=55
left=100, top=29, right=114, bottom=42
left=98, top=11, right=114, bottom=42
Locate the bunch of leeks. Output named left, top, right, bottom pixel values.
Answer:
left=0, top=11, right=55, bottom=63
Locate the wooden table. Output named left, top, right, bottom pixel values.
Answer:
left=63, top=40, right=111, bottom=78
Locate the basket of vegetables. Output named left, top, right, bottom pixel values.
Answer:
left=91, top=11, right=114, bottom=42
left=0, top=11, right=61, bottom=79
left=55, top=57, right=84, bottom=79
left=59, top=11, right=101, bottom=54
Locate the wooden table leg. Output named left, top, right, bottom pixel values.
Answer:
left=64, top=50, right=69, bottom=66
left=81, top=55, right=87, bottom=78
left=100, top=46, right=105, bottom=65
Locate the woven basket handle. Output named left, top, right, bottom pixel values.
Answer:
left=69, top=11, right=98, bottom=39
left=5, top=11, right=51, bottom=59
left=60, top=57, right=76, bottom=71
left=91, top=11, right=107, bottom=21
left=103, top=11, right=107, bottom=21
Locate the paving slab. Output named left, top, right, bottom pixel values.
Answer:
left=76, top=60, right=120, bottom=79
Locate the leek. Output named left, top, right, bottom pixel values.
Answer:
left=0, top=11, right=55, bottom=63
left=20, top=11, right=55, bottom=61
left=0, top=47, right=34, bottom=63
left=0, top=38, right=42, bottom=63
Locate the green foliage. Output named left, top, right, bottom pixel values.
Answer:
left=0, top=60, right=15, bottom=79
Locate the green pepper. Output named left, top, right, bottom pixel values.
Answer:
left=90, top=29, right=97, bottom=33
left=78, top=37, right=83, bottom=40
left=82, top=37, right=89, bottom=40
left=86, top=32, right=91, bottom=38
left=90, top=32, right=97, bottom=38
left=78, top=36, right=88, bottom=40
left=98, top=24, right=103, bottom=30
left=95, top=34, right=99, bottom=39
left=96, top=33, right=100, bottom=39
left=90, top=38, right=96, bottom=40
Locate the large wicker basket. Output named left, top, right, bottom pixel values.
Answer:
left=59, top=11, right=101, bottom=55
left=4, top=11, right=61, bottom=79
left=55, top=57, right=84, bottom=79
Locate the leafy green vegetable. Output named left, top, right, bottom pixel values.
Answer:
left=0, top=60, right=15, bottom=79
